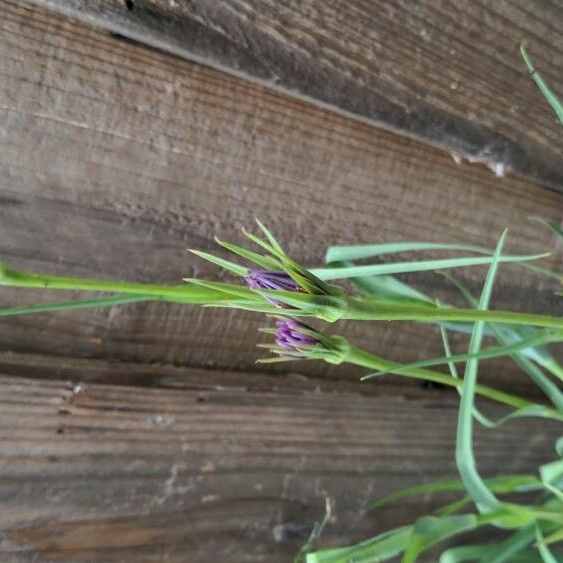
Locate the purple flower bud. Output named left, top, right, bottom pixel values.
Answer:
left=245, top=270, right=301, bottom=292
left=275, top=319, right=319, bottom=351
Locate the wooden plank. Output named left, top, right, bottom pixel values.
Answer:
left=23, top=0, right=563, bottom=191
left=0, top=1, right=561, bottom=390
left=0, top=350, right=549, bottom=403
left=0, top=373, right=559, bottom=561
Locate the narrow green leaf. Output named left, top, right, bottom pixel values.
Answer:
left=484, top=405, right=563, bottom=427
left=531, top=217, right=563, bottom=240
left=371, top=475, right=540, bottom=510
left=316, top=259, right=434, bottom=304
left=439, top=324, right=496, bottom=427
left=540, top=459, right=563, bottom=502
left=441, top=544, right=542, bottom=563
left=440, top=544, right=493, bottom=563
left=436, top=497, right=473, bottom=517
left=215, top=238, right=281, bottom=270
left=0, top=294, right=151, bottom=317
left=536, top=525, right=561, bottom=563
left=255, top=219, right=286, bottom=255
left=539, top=526, right=563, bottom=547
left=313, top=252, right=549, bottom=281
left=362, top=329, right=560, bottom=380
left=335, top=263, right=555, bottom=368
left=325, top=241, right=492, bottom=263
left=481, top=524, right=537, bottom=563
left=442, top=273, right=563, bottom=409
left=521, top=45, right=563, bottom=124
left=306, top=525, right=412, bottom=563
left=242, top=227, right=280, bottom=257
left=456, top=230, right=507, bottom=513
left=352, top=273, right=434, bottom=303
left=184, top=279, right=261, bottom=300
left=402, top=514, right=480, bottom=563
left=188, top=249, right=248, bottom=276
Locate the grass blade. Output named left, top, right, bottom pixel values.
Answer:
left=442, top=273, right=563, bottom=410
left=521, top=45, right=563, bottom=124
left=312, top=252, right=549, bottom=281
left=402, top=514, right=483, bottom=563
left=481, top=524, right=537, bottom=563
left=214, top=238, right=281, bottom=270
left=0, top=294, right=151, bottom=317
left=538, top=526, right=563, bottom=547
left=188, top=249, right=248, bottom=276
left=440, top=324, right=498, bottom=427
left=531, top=217, right=563, bottom=240
left=441, top=544, right=543, bottom=563
left=325, top=242, right=491, bottom=263
left=362, top=328, right=560, bottom=380
left=306, top=525, right=412, bottom=563
left=371, top=475, right=540, bottom=510
left=536, top=525, right=561, bottom=563
left=456, top=231, right=507, bottom=513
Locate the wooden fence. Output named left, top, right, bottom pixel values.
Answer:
left=0, top=1, right=561, bottom=560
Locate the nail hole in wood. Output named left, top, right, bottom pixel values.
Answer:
left=125, top=0, right=134, bottom=10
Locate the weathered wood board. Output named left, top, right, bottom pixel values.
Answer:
left=0, top=0, right=561, bottom=391
left=0, top=4, right=561, bottom=561
left=1, top=373, right=559, bottom=561
left=24, top=0, right=563, bottom=191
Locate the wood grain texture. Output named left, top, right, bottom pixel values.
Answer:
left=23, top=0, right=563, bottom=191
left=0, top=1, right=561, bottom=390
left=0, top=373, right=559, bottom=561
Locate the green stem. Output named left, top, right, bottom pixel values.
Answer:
left=344, top=298, right=563, bottom=329
left=346, top=346, right=533, bottom=411
left=0, top=266, right=230, bottom=303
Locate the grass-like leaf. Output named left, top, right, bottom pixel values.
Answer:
left=439, top=324, right=497, bottom=427
left=441, top=543, right=543, bottom=563
left=306, top=525, right=412, bottom=563
left=442, top=273, right=563, bottom=410
left=531, top=217, right=563, bottom=240
left=539, top=459, right=563, bottom=502
left=361, top=328, right=561, bottom=380
left=536, top=525, right=561, bottom=563
left=440, top=544, right=537, bottom=563
left=456, top=231, right=507, bottom=513
left=402, top=514, right=485, bottom=563
left=312, top=252, right=549, bottom=281
left=538, top=526, right=563, bottom=548
left=325, top=241, right=491, bottom=263
left=0, top=294, right=151, bottom=317
left=214, top=238, right=281, bottom=270
left=521, top=45, right=563, bottom=124
left=371, top=474, right=541, bottom=510
left=187, top=249, right=248, bottom=276
left=318, top=258, right=434, bottom=304
left=255, top=219, right=286, bottom=256
left=480, top=524, right=537, bottom=563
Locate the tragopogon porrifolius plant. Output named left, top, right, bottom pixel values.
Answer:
left=0, top=218, right=561, bottom=562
